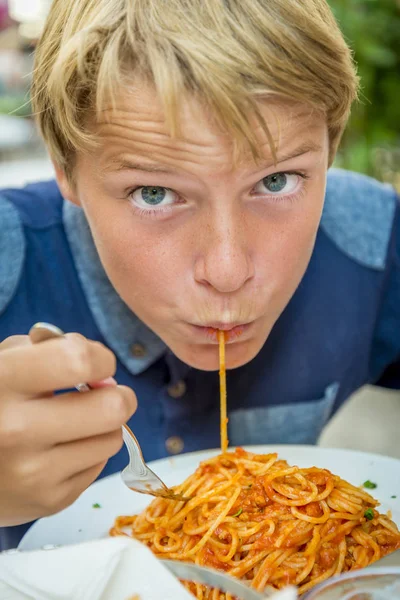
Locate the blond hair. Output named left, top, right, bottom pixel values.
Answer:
left=31, top=0, right=358, bottom=174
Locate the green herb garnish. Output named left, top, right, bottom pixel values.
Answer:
left=363, top=480, right=377, bottom=490
left=92, top=503, right=101, bottom=509
left=392, top=495, right=397, bottom=499
left=364, top=508, right=374, bottom=521
left=232, top=508, right=243, bottom=518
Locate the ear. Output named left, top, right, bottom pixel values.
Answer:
left=52, top=160, right=81, bottom=206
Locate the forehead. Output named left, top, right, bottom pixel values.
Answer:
left=94, top=82, right=327, bottom=169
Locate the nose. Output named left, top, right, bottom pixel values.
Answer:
left=194, top=210, right=254, bottom=294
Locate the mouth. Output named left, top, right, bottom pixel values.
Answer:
left=188, top=321, right=254, bottom=343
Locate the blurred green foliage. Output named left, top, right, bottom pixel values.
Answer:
left=328, top=0, right=400, bottom=185
left=0, top=94, right=31, bottom=117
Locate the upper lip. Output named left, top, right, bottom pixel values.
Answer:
left=192, top=322, right=251, bottom=331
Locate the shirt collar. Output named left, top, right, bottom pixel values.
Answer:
left=63, top=201, right=167, bottom=375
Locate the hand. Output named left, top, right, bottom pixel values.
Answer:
left=0, top=333, right=137, bottom=526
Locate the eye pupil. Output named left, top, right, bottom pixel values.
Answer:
left=141, top=186, right=166, bottom=205
left=263, top=173, right=287, bottom=193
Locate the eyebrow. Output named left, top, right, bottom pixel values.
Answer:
left=271, top=141, right=323, bottom=165
left=106, top=141, right=322, bottom=174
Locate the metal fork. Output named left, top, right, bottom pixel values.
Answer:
left=29, top=322, right=190, bottom=502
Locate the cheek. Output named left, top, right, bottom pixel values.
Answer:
left=86, top=203, right=188, bottom=303
left=259, top=189, right=324, bottom=291
left=289, top=178, right=325, bottom=248
left=285, top=209, right=322, bottom=266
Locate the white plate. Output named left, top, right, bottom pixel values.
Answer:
left=20, top=445, right=400, bottom=551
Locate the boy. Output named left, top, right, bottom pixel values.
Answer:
left=0, top=0, right=399, bottom=550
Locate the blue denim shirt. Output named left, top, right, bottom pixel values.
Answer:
left=0, top=168, right=399, bottom=549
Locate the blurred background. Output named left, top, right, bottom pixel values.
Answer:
left=0, top=0, right=399, bottom=188
left=0, top=0, right=54, bottom=186
left=0, top=0, right=399, bottom=456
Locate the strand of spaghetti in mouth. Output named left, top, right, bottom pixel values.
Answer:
left=110, top=448, right=400, bottom=599
left=218, top=331, right=228, bottom=453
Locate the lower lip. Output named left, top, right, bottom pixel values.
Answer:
left=189, top=323, right=252, bottom=343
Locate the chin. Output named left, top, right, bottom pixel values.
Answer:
left=170, top=337, right=265, bottom=372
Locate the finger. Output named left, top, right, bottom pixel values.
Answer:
left=47, top=460, right=108, bottom=516
left=25, top=385, right=137, bottom=445
left=0, top=334, right=116, bottom=395
left=66, top=460, right=108, bottom=491
left=49, top=430, right=124, bottom=480
left=0, top=335, right=31, bottom=352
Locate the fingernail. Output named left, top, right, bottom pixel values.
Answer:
left=88, top=376, right=117, bottom=389
left=101, top=376, right=117, bottom=386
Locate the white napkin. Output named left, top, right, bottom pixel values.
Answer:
left=0, top=537, right=298, bottom=600
left=0, top=538, right=193, bottom=600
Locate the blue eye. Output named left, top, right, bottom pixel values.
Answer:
left=141, top=187, right=167, bottom=205
left=253, top=172, right=301, bottom=196
left=130, top=186, right=178, bottom=210
left=263, top=173, right=288, bottom=193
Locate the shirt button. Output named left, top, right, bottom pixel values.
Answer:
left=167, top=380, right=187, bottom=398
left=130, top=343, right=147, bottom=358
left=165, top=436, right=184, bottom=454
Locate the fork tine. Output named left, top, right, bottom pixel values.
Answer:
left=121, top=427, right=192, bottom=500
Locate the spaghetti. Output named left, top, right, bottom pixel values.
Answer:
left=110, top=448, right=400, bottom=598
left=218, top=331, right=228, bottom=453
